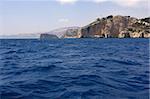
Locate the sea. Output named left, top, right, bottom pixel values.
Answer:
left=0, top=38, right=149, bottom=99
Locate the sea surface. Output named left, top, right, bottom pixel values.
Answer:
left=0, top=38, right=149, bottom=99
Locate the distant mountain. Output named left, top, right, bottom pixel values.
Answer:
left=0, top=33, right=41, bottom=39
left=43, top=26, right=80, bottom=38
left=0, top=27, right=80, bottom=39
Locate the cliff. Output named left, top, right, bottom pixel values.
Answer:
left=39, top=15, right=150, bottom=39
left=61, top=28, right=81, bottom=38
left=81, top=15, right=150, bottom=38
left=40, top=34, right=58, bottom=40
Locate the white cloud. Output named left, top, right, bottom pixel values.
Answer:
left=56, top=0, right=146, bottom=7
left=56, top=0, right=78, bottom=4
left=92, top=0, right=109, bottom=3
left=58, top=18, right=69, bottom=23
left=93, top=0, right=147, bottom=6
left=111, top=0, right=146, bottom=7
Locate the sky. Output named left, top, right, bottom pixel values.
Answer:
left=0, top=0, right=149, bottom=36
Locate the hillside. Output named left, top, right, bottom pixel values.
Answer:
left=81, top=15, right=150, bottom=38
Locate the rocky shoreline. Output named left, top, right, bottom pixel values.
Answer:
left=40, top=15, right=150, bottom=39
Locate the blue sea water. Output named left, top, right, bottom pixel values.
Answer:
left=0, top=38, right=149, bottom=99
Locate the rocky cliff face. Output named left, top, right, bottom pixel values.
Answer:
left=40, top=34, right=58, bottom=40
left=40, top=27, right=81, bottom=39
left=62, top=28, right=81, bottom=38
left=81, top=15, right=150, bottom=38
left=39, top=16, right=149, bottom=39
left=45, top=27, right=80, bottom=38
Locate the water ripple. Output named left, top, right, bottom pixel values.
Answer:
left=0, top=39, right=149, bottom=99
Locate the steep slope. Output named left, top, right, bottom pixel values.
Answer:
left=45, top=27, right=80, bottom=38
left=61, top=28, right=81, bottom=38
left=81, top=15, right=150, bottom=38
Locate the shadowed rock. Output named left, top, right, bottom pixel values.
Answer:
left=40, top=34, right=59, bottom=40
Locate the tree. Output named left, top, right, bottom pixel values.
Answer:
left=107, top=15, right=113, bottom=19
left=96, top=18, right=100, bottom=21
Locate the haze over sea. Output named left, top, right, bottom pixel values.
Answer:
left=0, top=38, right=149, bottom=99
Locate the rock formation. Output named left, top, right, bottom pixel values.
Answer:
left=81, top=15, right=150, bottom=38
left=39, top=15, right=149, bottom=39
left=40, top=27, right=81, bottom=39
left=40, top=34, right=58, bottom=40
left=62, top=28, right=81, bottom=38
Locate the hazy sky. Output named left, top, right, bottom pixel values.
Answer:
left=0, top=0, right=149, bottom=36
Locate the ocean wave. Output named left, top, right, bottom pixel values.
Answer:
left=0, top=39, right=149, bottom=99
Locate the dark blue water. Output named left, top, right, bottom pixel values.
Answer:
left=0, top=39, right=149, bottom=99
